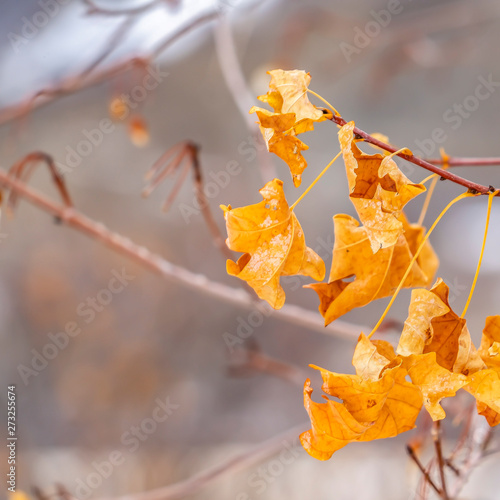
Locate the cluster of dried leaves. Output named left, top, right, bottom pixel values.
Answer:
left=220, top=70, right=499, bottom=461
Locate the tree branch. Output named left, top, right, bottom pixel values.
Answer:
left=424, top=157, right=500, bottom=167
left=0, top=168, right=362, bottom=340
left=61, top=422, right=308, bottom=500
left=0, top=10, right=220, bottom=126
left=329, top=115, right=498, bottom=195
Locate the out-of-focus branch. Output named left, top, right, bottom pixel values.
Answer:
left=0, top=10, right=220, bottom=126
left=0, top=165, right=362, bottom=339
left=143, top=141, right=233, bottom=260
left=425, top=157, right=500, bottom=167
left=82, top=0, right=174, bottom=16
left=59, top=421, right=307, bottom=500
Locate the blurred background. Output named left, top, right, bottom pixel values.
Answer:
left=1, top=0, right=500, bottom=498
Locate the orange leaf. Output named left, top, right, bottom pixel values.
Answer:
left=403, top=352, right=468, bottom=420
left=301, top=336, right=422, bottom=460
left=479, top=315, right=500, bottom=369
left=464, top=316, right=500, bottom=425
left=339, top=122, right=426, bottom=252
left=261, top=69, right=325, bottom=123
left=396, top=280, right=490, bottom=420
left=250, top=70, right=326, bottom=187
left=397, top=279, right=483, bottom=375
left=221, top=179, right=325, bottom=309
left=307, top=213, right=438, bottom=325
left=250, top=109, right=309, bottom=187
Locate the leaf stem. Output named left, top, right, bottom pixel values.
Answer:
left=329, top=114, right=497, bottom=194
left=367, top=191, right=475, bottom=340
left=460, top=189, right=498, bottom=318
left=418, top=149, right=449, bottom=226
left=290, top=150, right=342, bottom=210
left=307, top=89, right=340, bottom=116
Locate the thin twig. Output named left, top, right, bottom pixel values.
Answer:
left=228, top=341, right=307, bottom=386
left=448, top=415, right=495, bottom=498
left=143, top=142, right=233, bottom=261
left=0, top=167, right=362, bottom=339
left=432, top=421, right=449, bottom=499
left=82, top=0, right=170, bottom=16
left=60, top=422, right=308, bottom=500
left=0, top=10, right=220, bottom=126
left=329, top=115, right=498, bottom=195
left=6, top=152, right=72, bottom=211
left=407, top=445, right=442, bottom=497
left=425, top=157, right=500, bottom=167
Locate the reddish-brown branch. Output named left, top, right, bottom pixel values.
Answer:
left=7, top=152, right=72, bottom=211
left=329, top=115, right=497, bottom=195
left=407, top=445, right=442, bottom=497
left=432, top=421, right=449, bottom=500
left=425, top=157, right=500, bottom=167
left=143, top=141, right=233, bottom=261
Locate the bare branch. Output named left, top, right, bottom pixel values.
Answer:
left=0, top=10, right=220, bottom=126
left=61, top=422, right=308, bottom=500
left=329, top=115, right=498, bottom=195
left=0, top=166, right=362, bottom=339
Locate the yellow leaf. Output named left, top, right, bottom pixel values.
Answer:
left=479, top=315, right=500, bottom=369
left=339, top=122, right=426, bottom=252
left=250, top=70, right=326, bottom=187
left=300, top=379, right=373, bottom=460
left=250, top=109, right=309, bottom=187
left=222, top=179, right=325, bottom=309
left=397, top=279, right=483, bottom=375
left=403, top=352, right=468, bottom=420
left=466, top=369, right=500, bottom=414
left=352, top=333, right=396, bottom=379
left=464, top=316, right=500, bottom=425
left=307, top=213, right=438, bottom=325
left=301, top=351, right=422, bottom=460
left=262, top=69, right=325, bottom=123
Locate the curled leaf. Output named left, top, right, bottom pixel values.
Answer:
left=339, top=122, right=425, bottom=252
left=397, top=279, right=483, bottom=375
left=250, top=69, right=326, bottom=187
left=222, top=179, right=325, bottom=309
left=301, top=335, right=422, bottom=460
left=307, top=213, right=438, bottom=325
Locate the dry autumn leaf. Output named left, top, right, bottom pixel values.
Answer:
left=250, top=109, right=309, bottom=187
left=396, top=280, right=495, bottom=420
left=307, top=213, right=438, bottom=325
left=221, top=179, right=325, bottom=309
left=339, top=122, right=426, bottom=252
left=301, top=334, right=422, bottom=460
left=250, top=69, right=327, bottom=187
left=397, top=279, right=483, bottom=374
left=465, top=316, right=500, bottom=425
